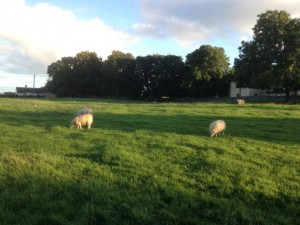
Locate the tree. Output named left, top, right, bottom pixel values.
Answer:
left=234, top=10, right=300, bottom=101
left=103, top=50, right=136, bottom=97
left=185, top=45, right=230, bottom=97
left=134, top=55, right=186, bottom=99
left=73, top=51, right=103, bottom=97
left=153, top=55, right=186, bottom=98
left=46, top=56, right=75, bottom=96
left=46, top=51, right=103, bottom=97
left=234, top=41, right=260, bottom=88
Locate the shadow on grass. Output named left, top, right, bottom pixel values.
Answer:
left=66, top=140, right=109, bottom=165
left=0, top=109, right=299, bottom=144
left=1, top=153, right=298, bottom=225
left=96, top=112, right=300, bottom=144
left=0, top=109, right=72, bottom=130
left=1, top=106, right=299, bottom=225
left=46, top=97, right=146, bottom=104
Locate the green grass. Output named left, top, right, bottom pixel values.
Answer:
left=0, top=98, right=299, bottom=225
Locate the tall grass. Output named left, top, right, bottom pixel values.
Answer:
left=0, top=98, right=299, bottom=225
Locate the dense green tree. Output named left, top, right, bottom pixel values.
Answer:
left=185, top=45, right=230, bottom=97
left=73, top=51, right=103, bottom=97
left=134, top=55, right=186, bottom=99
left=46, top=57, right=75, bottom=96
left=234, top=41, right=260, bottom=88
left=234, top=10, right=300, bottom=101
left=46, top=47, right=233, bottom=99
left=153, top=55, right=186, bottom=98
left=46, top=51, right=103, bottom=97
left=103, top=50, right=136, bottom=97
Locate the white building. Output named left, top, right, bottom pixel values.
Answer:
left=15, top=86, right=56, bottom=98
left=229, top=82, right=267, bottom=98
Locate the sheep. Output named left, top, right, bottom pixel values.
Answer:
left=77, top=107, right=93, bottom=116
left=237, top=99, right=245, bottom=105
left=209, top=120, right=226, bottom=137
left=70, top=114, right=93, bottom=129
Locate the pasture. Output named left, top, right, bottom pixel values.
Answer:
left=0, top=98, right=299, bottom=225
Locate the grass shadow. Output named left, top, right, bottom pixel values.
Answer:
left=95, top=112, right=300, bottom=144
left=0, top=108, right=299, bottom=144
left=47, top=97, right=146, bottom=104
left=1, top=152, right=298, bottom=225
left=0, top=109, right=73, bottom=130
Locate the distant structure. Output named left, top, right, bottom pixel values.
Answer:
left=229, top=82, right=267, bottom=98
left=15, top=86, right=56, bottom=98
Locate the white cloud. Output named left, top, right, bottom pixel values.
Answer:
left=0, top=0, right=139, bottom=75
left=0, top=0, right=299, bottom=80
left=135, top=0, right=300, bottom=48
left=132, top=23, right=164, bottom=38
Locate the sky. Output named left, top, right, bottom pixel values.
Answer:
left=0, top=0, right=300, bottom=92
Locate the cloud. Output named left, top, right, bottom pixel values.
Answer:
left=132, top=23, right=165, bottom=39
left=0, top=0, right=138, bottom=75
left=1, top=0, right=299, bottom=78
left=134, top=0, right=300, bottom=48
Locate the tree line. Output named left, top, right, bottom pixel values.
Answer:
left=46, top=46, right=232, bottom=99
left=46, top=10, right=300, bottom=101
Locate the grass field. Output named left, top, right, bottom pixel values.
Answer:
left=0, top=98, right=299, bottom=225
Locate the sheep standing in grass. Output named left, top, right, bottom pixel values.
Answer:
left=237, top=99, right=245, bottom=105
left=209, top=120, right=226, bottom=137
left=77, top=108, right=93, bottom=116
left=70, top=114, right=93, bottom=129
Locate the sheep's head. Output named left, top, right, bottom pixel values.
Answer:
left=70, top=123, right=80, bottom=128
left=70, top=118, right=78, bottom=128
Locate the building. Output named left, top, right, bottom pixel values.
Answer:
left=15, top=86, right=55, bottom=98
left=229, top=82, right=267, bottom=98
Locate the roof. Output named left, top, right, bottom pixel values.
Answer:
left=16, top=87, right=47, bottom=94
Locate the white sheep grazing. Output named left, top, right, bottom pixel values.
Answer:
left=77, top=108, right=93, bottom=116
left=209, top=120, right=226, bottom=137
left=70, top=114, right=93, bottom=129
left=237, top=99, right=245, bottom=105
